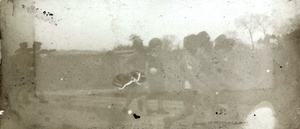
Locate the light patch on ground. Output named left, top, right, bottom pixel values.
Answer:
left=243, top=102, right=276, bottom=129
left=0, top=110, right=4, bottom=115
left=128, top=110, right=133, bottom=115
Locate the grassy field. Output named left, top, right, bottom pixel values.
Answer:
left=0, top=92, right=259, bottom=129
left=1, top=84, right=298, bottom=129
left=1, top=45, right=299, bottom=128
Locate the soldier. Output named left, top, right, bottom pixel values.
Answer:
left=163, top=52, right=200, bottom=128
left=163, top=46, right=216, bottom=128
left=15, top=42, right=31, bottom=55
left=126, top=35, right=148, bottom=73
left=15, top=42, right=33, bottom=71
left=31, top=41, right=55, bottom=103
left=213, top=35, right=236, bottom=88
left=14, top=42, right=34, bottom=104
left=122, top=35, right=155, bottom=115
left=147, top=38, right=169, bottom=114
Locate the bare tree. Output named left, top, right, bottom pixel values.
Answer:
left=236, top=14, right=260, bottom=49
left=255, top=15, right=271, bottom=37
left=161, top=35, right=177, bottom=51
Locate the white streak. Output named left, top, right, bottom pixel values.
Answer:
left=118, top=80, right=134, bottom=90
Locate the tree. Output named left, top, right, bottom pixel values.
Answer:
left=129, top=34, right=144, bottom=52
left=183, top=31, right=212, bottom=55
left=197, top=31, right=212, bottom=51
left=214, top=35, right=227, bottom=51
left=183, top=34, right=199, bottom=55
left=214, top=34, right=235, bottom=53
left=112, top=44, right=132, bottom=51
left=148, top=37, right=162, bottom=49
left=236, top=14, right=260, bottom=49
left=161, top=35, right=177, bottom=51
left=256, top=15, right=271, bottom=37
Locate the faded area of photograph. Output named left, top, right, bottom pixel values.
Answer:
left=0, top=0, right=299, bottom=129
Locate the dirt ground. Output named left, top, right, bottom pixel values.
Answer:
left=0, top=85, right=299, bottom=129
left=0, top=49, right=299, bottom=129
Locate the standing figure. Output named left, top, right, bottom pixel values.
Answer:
left=112, top=70, right=154, bottom=114
left=147, top=38, right=169, bottom=114
left=213, top=35, right=236, bottom=88
left=119, top=35, right=155, bottom=114
left=163, top=53, right=199, bottom=128
left=32, top=41, right=55, bottom=103
left=14, top=42, right=34, bottom=104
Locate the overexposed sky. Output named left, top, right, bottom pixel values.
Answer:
left=34, top=0, right=299, bottom=50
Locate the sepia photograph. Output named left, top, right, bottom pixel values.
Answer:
left=0, top=0, right=299, bottom=128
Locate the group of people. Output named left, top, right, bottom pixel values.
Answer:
left=13, top=42, right=55, bottom=104
left=113, top=37, right=203, bottom=128
left=114, top=37, right=170, bottom=115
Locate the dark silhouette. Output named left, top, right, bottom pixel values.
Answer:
left=15, top=42, right=33, bottom=69
left=112, top=70, right=151, bottom=113
left=129, top=34, right=144, bottom=51
left=112, top=44, right=132, bottom=51
left=126, top=35, right=147, bottom=72
left=195, top=31, right=213, bottom=77
left=14, top=42, right=35, bottom=104
left=257, top=34, right=277, bottom=48
left=163, top=32, right=215, bottom=128
left=119, top=34, right=154, bottom=115
left=147, top=38, right=169, bottom=114
left=163, top=55, right=198, bottom=128
left=13, top=42, right=55, bottom=105
left=33, top=41, right=56, bottom=54
left=213, top=35, right=236, bottom=88
left=197, top=31, right=212, bottom=52
left=32, top=41, right=55, bottom=103
left=183, top=34, right=199, bottom=55
left=163, top=90, right=197, bottom=128
left=183, top=31, right=212, bottom=56
left=214, top=34, right=235, bottom=53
